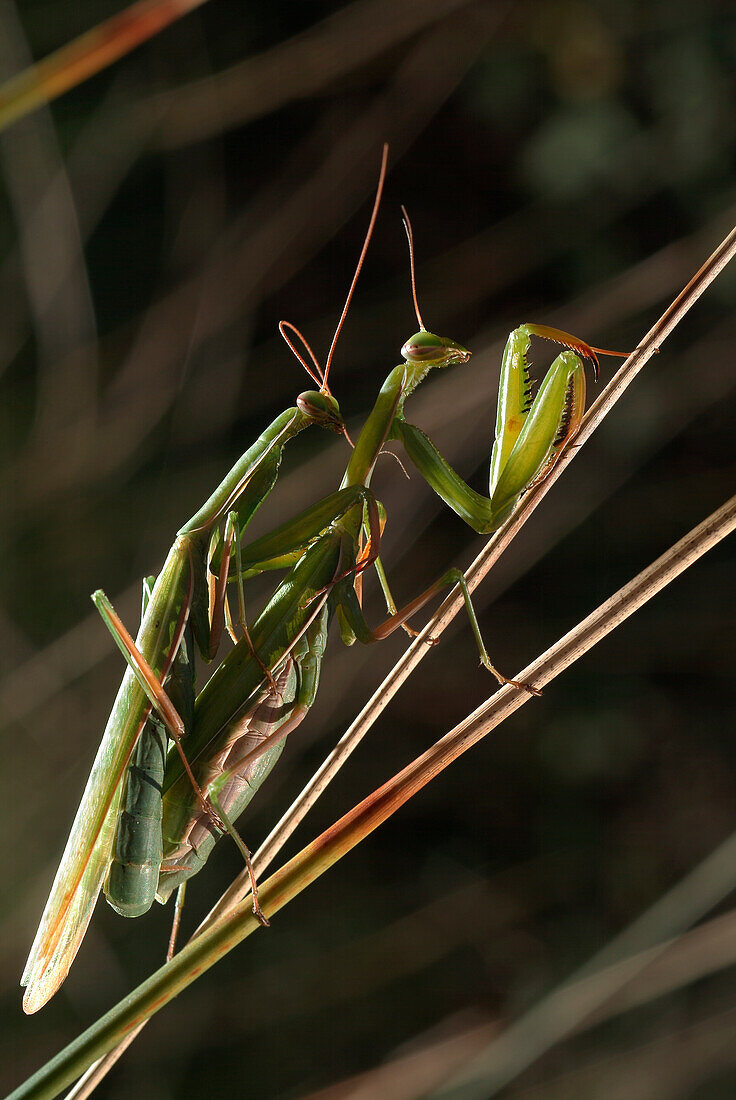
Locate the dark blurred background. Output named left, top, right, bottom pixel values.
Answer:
left=2, top=1, right=736, bottom=1097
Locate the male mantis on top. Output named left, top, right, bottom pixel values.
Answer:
left=22, top=146, right=622, bottom=1014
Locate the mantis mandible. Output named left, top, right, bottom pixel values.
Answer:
left=22, top=147, right=620, bottom=1015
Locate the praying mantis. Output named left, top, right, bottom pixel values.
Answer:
left=21, top=147, right=617, bottom=1015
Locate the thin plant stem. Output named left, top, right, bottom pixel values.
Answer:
left=14, top=487, right=736, bottom=1100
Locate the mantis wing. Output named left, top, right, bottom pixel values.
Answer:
left=22, top=767, right=126, bottom=1013
left=22, top=552, right=193, bottom=1013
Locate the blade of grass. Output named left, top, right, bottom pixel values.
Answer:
left=0, top=0, right=208, bottom=133
left=11, top=488, right=736, bottom=1100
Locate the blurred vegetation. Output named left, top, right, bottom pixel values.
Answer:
left=1, top=0, right=735, bottom=1097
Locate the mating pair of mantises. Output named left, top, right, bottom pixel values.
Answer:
left=21, top=148, right=625, bottom=1014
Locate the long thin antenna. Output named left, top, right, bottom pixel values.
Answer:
left=401, top=204, right=426, bottom=331
left=278, top=320, right=324, bottom=387
left=323, top=143, right=389, bottom=385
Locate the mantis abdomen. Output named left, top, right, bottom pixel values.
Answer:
left=156, top=606, right=329, bottom=904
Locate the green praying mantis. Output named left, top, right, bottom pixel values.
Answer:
left=21, top=148, right=620, bottom=1015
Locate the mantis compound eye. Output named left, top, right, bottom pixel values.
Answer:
left=401, top=331, right=471, bottom=367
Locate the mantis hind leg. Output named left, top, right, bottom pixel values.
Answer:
left=208, top=797, right=270, bottom=927
left=167, top=883, right=187, bottom=961
left=336, top=565, right=541, bottom=695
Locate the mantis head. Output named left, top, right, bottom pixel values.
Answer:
left=401, top=330, right=472, bottom=368
left=399, top=210, right=471, bottom=370
left=296, top=390, right=345, bottom=433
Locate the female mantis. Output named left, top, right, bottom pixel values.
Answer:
left=22, top=147, right=614, bottom=1013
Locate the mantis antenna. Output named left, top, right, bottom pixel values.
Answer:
left=278, top=320, right=324, bottom=387
left=401, top=204, right=426, bottom=332
left=278, top=143, right=390, bottom=397
left=323, top=143, right=389, bottom=384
